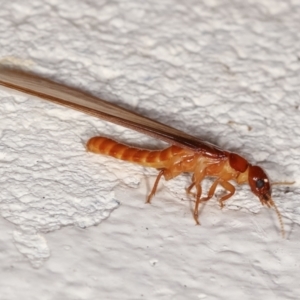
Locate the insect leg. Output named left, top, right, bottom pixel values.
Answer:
left=186, top=174, right=196, bottom=197
left=193, top=182, right=202, bottom=225
left=185, top=175, right=203, bottom=224
left=218, top=181, right=235, bottom=208
left=200, top=179, right=220, bottom=203
left=191, top=166, right=206, bottom=224
left=199, top=179, right=235, bottom=208
left=146, top=169, right=165, bottom=203
left=192, top=179, right=221, bottom=223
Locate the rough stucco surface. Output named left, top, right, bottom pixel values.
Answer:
left=0, top=0, right=300, bottom=299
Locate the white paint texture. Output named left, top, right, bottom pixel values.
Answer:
left=0, top=0, right=300, bottom=299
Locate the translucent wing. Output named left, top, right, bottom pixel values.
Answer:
left=0, top=66, right=223, bottom=157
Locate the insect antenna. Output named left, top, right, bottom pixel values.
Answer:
left=271, top=181, right=295, bottom=186
left=269, top=197, right=285, bottom=238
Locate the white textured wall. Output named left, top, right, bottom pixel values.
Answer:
left=0, top=0, right=300, bottom=299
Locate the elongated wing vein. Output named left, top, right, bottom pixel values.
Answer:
left=0, top=66, right=223, bottom=156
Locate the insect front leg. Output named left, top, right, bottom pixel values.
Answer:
left=218, top=180, right=235, bottom=208
left=201, top=179, right=236, bottom=209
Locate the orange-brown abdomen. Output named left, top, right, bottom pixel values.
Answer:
left=87, top=136, right=190, bottom=168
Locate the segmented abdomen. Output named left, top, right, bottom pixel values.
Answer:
left=87, top=136, right=190, bottom=168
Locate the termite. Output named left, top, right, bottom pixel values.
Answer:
left=0, top=66, right=290, bottom=236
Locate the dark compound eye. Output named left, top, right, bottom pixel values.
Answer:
left=256, top=179, right=265, bottom=189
